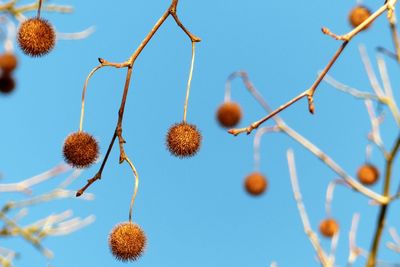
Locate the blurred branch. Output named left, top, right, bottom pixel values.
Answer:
left=223, top=71, right=388, bottom=203
left=287, top=149, right=331, bottom=267
left=228, top=0, right=398, bottom=136
left=366, top=132, right=400, bottom=266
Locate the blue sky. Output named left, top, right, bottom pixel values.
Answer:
left=0, top=0, right=399, bottom=266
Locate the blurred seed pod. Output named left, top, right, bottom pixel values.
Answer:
left=216, top=102, right=242, bottom=128
left=0, top=53, right=18, bottom=73
left=357, top=163, right=379, bottom=186
left=319, top=218, right=339, bottom=238
left=0, top=74, right=15, bottom=94
left=348, top=5, right=372, bottom=29
left=244, top=172, right=268, bottom=196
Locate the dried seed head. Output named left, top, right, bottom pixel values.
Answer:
left=109, top=222, right=146, bottom=262
left=349, top=6, right=372, bottom=29
left=166, top=122, right=202, bottom=158
left=357, top=164, right=379, bottom=186
left=17, top=18, right=55, bottom=57
left=319, top=218, right=339, bottom=238
left=244, top=172, right=268, bottom=196
left=62, top=131, right=99, bottom=168
left=216, top=102, right=242, bottom=128
left=0, top=53, right=18, bottom=73
left=0, top=74, right=15, bottom=94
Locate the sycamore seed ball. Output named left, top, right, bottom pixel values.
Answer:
left=0, top=74, right=15, bottom=94
left=216, top=102, right=242, bottom=128
left=109, top=222, right=146, bottom=262
left=0, top=53, right=18, bottom=73
left=357, top=164, right=379, bottom=186
left=349, top=5, right=372, bottom=29
left=244, top=172, right=268, bottom=196
left=319, top=218, right=339, bottom=238
left=166, top=122, right=202, bottom=158
left=62, top=132, right=99, bottom=168
left=17, top=18, right=56, bottom=57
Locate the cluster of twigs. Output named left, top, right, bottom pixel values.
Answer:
left=220, top=1, right=400, bottom=266
left=0, top=165, right=94, bottom=267
left=73, top=2, right=200, bottom=240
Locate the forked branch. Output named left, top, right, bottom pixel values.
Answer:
left=228, top=0, right=398, bottom=136
left=76, top=0, right=200, bottom=196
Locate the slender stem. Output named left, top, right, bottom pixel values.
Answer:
left=366, top=133, right=400, bottom=267
left=287, top=149, right=330, bottom=266
left=79, top=65, right=102, bottom=132
left=125, top=157, right=139, bottom=222
left=183, top=42, right=195, bottom=122
left=388, top=7, right=400, bottom=62
left=36, top=0, right=42, bottom=18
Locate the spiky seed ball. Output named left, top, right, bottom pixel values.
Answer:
left=109, top=222, right=146, bottom=262
left=166, top=122, right=202, bottom=158
left=319, top=218, right=339, bottom=238
left=349, top=6, right=372, bottom=29
left=0, top=74, right=15, bottom=94
left=62, top=131, right=99, bottom=168
left=357, top=164, right=379, bottom=186
left=0, top=53, right=18, bottom=73
left=216, top=102, right=242, bottom=128
left=244, top=172, right=268, bottom=196
left=17, top=18, right=55, bottom=57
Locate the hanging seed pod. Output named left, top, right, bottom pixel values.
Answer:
left=17, top=18, right=56, bottom=57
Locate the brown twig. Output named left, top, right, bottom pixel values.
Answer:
left=366, top=132, right=400, bottom=267
left=229, top=0, right=397, bottom=136
left=76, top=0, right=200, bottom=196
left=223, top=71, right=388, bottom=203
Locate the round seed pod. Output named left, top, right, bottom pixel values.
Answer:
left=166, top=122, right=202, bottom=158
left=62, top=131, right=99, bottom=168
left=349, top=5, right=372, bottom=29
left=0, top=53, right=18, bottom=73
left=357, top=164, right=379, bottom=186
left=109, top=222, right=146, bottom=262
left=244, top=172, right=268, bottom=196
left=0, top=74, right=15, bottom=94
left=319, top=218, right=339, bottom=238
left=17, top=18, right=55, bottom=57
left=216, top=102, right=242, bottom=128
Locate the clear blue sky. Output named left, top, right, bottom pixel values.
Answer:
left=0, top=0, right=399, bottom=266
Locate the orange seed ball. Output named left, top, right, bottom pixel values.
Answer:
left=349, top=6, right=372, bottom=29
left=357, top=164, right=379, bottom=186
left=244, top=172, right=268, bottom=196
left=17, top=18, right=56, bottom=57
left=62, top=132, right=99, bottom=168
left=216, top=102, right=242, bottom=128
left=166, top=122, right=202, bottom=158
left=319, top=218, right=339, bottom=238
left=109, top=222, right=146, bottom=262
left=0, top=53, right=18, bottom=73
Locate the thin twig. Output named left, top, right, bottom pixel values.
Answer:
left=287, top=149, right=330, bottom=267
left=76, top=0, right=200, bottom=196
left=228, top=0, right=398, bottom=136
left=366, top=132, right=400, bottom=266
left=222, top=71, right=388, bottom=203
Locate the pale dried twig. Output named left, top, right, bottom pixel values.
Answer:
left=287, top=149, right=331, bottom=267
